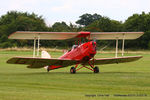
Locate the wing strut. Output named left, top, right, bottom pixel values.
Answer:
left=122, top=34, right=125, bottom=56
left=115, top=33, right=125, bottom=57
left=115, top=38, right=118, bottom=58
left=33, top=35, right=40, bottom=57
left=33, top=37, right=36, bottom=57
left=37, top=35, right=40, bottom=56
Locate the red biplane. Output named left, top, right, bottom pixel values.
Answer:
left=7, top=31, right=144, bottom=73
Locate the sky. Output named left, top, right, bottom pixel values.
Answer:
left=0, top=0, right=150, bottom=25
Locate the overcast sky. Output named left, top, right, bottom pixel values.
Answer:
left=1, top=0, right=150, bottom=25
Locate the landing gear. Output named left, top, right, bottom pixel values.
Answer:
left=69, top=63, right=100, bottom=74
left=47, top=66, right=50, bottom=72
left=70, top=67, right=76, bottom=74
left=93, top=66, right=99, bottom=73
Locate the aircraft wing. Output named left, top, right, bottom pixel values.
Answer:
left=87, top=56, right=142, bottom=65
left=8, top=31, right=144, bottom=40
left=7, top=57, right=78, bottom=68
left=90, top=32, right=144, bottom=40
left=8, top=31, right=89, bottom=40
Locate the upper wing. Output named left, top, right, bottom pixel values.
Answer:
left=8, top=31, right=144, bottom=40
left=90, top=32, right=144, bottom=40
left=8, top=31, right=90, bottom=40
left=88, top=56, right=142, bottom=65
left=7, top=57, right=78, bottom=68
left=8, top=31, right=78, bottom=40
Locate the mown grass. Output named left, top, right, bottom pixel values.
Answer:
left=0, top=51, right=150, bottom=100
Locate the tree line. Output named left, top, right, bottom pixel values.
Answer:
left=0, top=11, right=150, bottom=49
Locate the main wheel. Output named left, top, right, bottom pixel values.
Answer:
left=47, top=66, right=50, bottom=72
left=70, top=67, right=76, bottom=74
left=94, top=66, right=99, bottom=73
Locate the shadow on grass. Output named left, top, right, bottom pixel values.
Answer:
left=0, top=71, right=148, bottom=76
left=3, top=72, right=94, bottom=76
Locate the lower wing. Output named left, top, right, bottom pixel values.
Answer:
left=7, top=57, right=78, bottom=68
left=88, top=56, right=142, bottom=65
left=7, top=56, right=142, bottom=68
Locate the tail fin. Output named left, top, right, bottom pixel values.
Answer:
left=41, top=50, right=51, bottom=70
left=41, top=50, right=51, bottom=58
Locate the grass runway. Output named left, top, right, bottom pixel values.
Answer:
left=0, top=51, right=150, bottom=100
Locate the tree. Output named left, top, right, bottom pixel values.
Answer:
left=124, top=12, right=150, bottom=49
left=1, top=11, right=150, bottom=49
left=76, top=13, right=102, bottom=26
left=69, top=23, right=82, bottom=32
left=52, top=22, right=70, bottom=32
left=84, top=17, right=123, bottom=32
left=0, top=11, right=48, bottom=48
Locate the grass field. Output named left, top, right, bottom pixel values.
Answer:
left=0, top=50, right=150, bottom=100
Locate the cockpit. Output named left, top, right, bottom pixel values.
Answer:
left=72, top=45, right=78, bottom=49
left=68, top=45, right=78, bottom=52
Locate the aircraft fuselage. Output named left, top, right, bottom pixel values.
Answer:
left=49, top=41, right=96, bottom=70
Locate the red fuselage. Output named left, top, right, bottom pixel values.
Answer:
left=49, top=41, right=97, bottom=70
left=60, top=41, right=96, bottom=61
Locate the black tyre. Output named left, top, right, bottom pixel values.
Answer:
left=94, top=66, right=99, bottom=73
left=70, top=67, right=76, bottom=74
left=47, top=67, right=50, bottom=72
